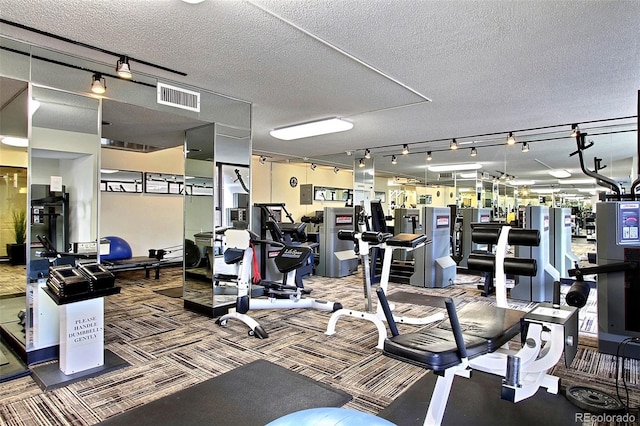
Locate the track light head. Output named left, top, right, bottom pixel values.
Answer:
left=358, top=158, right=365, bottom=168
left=116, top=56, right=132, bottom=79
left=521, top=142, right=530, bottom=153
left=507, top=132, right=516, bottom=145
left=426, top=151, right=432, bottom=161
left=364, top=149, right=371, bottom=159
left=346, top=150, right=353, bottom=156
left=258, top=155, right=267, bottom=165
left=401, top=144, right=409, bottom=155
left=310, top=163, right=317, bottom=171
left=91, top=73, right=106, bottom=94
left=334, top=167, right=340, bottom=174
left=470, top=147, right=477, bottom=157
left=450, top=139, right=458, bottom=150
left=391, top=155, right=398, bottom=165
left=570, top=123, right=580, bottom=138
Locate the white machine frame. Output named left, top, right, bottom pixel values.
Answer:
left=216, top=229, right=338, bottom=337
left=325, top=231, right=444, bottom=349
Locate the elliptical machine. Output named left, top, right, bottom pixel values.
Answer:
left=215, top=229, right=342, bottom=338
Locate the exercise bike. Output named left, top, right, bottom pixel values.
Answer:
left=215, top=229, right=342, bottom=338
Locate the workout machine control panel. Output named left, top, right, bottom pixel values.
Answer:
left=616, top=202, right=640, bottom=245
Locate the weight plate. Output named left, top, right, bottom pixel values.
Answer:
left=565, top=386, right=625, bottom=414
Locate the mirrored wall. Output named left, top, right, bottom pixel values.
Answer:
left=183, top=124, right=251, bottom=316
left=0, top=34, right=252, bottom=375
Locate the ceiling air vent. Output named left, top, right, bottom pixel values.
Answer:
left=438, top=172, right=453, bottom=180
left=157, top=82, right=200, bottom=112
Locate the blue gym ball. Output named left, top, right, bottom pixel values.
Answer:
left=101, top=236, right=132, bottom=261
left=265, top=407, right=396, bottom=426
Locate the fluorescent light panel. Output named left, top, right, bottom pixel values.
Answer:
left=270, top=117, right=353, bottom=140
left=557, top=178, right=594, bottom=184
left=427, top=163, right=482, bottom=172
left=1, top=136, right=28, bottom=147
left=548, top=170, right=571, bottom=178
left=510, top=180, right=536, bottom=186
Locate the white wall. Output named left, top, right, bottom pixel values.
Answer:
left=100, top=146, right=184, bottom=256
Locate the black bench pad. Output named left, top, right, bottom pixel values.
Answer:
left=386, top=233, right=430, bottom=248
left=384, top=303, right=526, bottom=372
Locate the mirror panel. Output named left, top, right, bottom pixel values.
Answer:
left=27, top=85, right=100, bottom=356
left=100, top=170, right=143, bottom=193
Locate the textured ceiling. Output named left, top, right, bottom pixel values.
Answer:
left=0, top=0, right=638, bottom=192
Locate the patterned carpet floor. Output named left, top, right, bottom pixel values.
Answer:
left=0, top=265, right=638, bottom=425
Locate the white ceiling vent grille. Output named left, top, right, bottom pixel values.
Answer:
left=157, top=82, right=200, bottom=112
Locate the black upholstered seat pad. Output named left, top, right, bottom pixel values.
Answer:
left=438, top=304, right=525, bottom=352
left=384, top=328, right=488, bottom=372
left=383, top=303, right=525, bottom=371
left=386, top=233, right=430, bottom=248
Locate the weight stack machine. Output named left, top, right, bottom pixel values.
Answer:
left=410, top=206, right=456, bottom=288
left=512, top=206, right=560, bottom=302
left=594, top=201, right=640, bottom=358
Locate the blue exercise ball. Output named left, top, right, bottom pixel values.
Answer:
left=101, top=236, right=132, bottom=261
left=266, top=407, right=396, bottom=426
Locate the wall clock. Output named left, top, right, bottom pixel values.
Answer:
left=289, top=176, right=298, bottom=188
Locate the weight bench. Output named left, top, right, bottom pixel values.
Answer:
left=376, top=225, right=580, bottom=426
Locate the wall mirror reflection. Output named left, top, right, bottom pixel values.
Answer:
left=26, top=85, right=101, bottom=365
left=183, top=123, right=252, bottom=316
left=100, top=170, right=143, bottom=193
left=0, top=76, right=29, bottom=380
left=144, top=172, right=184, bottom=194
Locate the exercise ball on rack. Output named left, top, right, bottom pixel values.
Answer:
left=101, top=236, right=132, bottom=261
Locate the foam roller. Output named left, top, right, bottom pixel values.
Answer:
left=471, top=227, right=501, bottom=244
left=507, top=229, right=540, bottom=247
left=503, top=258, right=537, bottom=276
left=566, top=280, right=590, bottom=308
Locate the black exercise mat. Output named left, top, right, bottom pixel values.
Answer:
left=99, top=359, right=352, bottom=426
left=153, top=287, right=183, bottom=298
left=387, top=291, right=451, bottom=308
left=379, top=370, right=581, bottom=426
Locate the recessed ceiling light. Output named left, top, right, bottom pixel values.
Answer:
left=270, top=117, right=353, bottom=140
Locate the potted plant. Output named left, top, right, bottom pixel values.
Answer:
left=7, top=208, right=27, bottom=265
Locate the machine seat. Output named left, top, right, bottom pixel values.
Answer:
left=224, top=248, right=245, bottom=264
left=383, top=303, right=525, bottom=372
left=386, top=233, right=430, bottom=248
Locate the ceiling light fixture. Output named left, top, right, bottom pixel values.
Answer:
left=258, top=155, right=267, bottom=165
left=364, top=149, right=371, bottom=159
left=521, top=142, right=530, bottom=153
left=1, top=136, right=28, bottom=147
left=426, top=151, right=432, bottom=161
left=358, top=158, right=365, bottom=168
left=91, top=72, right=106, bottom=94
left=450, top=139, right=458, bottom=150
left=470, top=147, right=477, bottom=157
left=548, top=170, right=571, bottom=178
left=334, top=167, right=340, bottom=174
left=346, top=150, right=352, bottom=156
left=310, top=163, right=317, bottom=171
left=570, top=123, right=580, bottom=138
left=269, top=117, right=353, bottom=140
left=402, top=144, right=409, bottom=155
left=116, top=55, right=132, bottom=79
left=391, top=155, right=398, bottom=165
left=557, top=178, right=595, bottom=185
left=427, top=163, right=482, bottom=172
left=507, top=132, right=516, bottom=145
